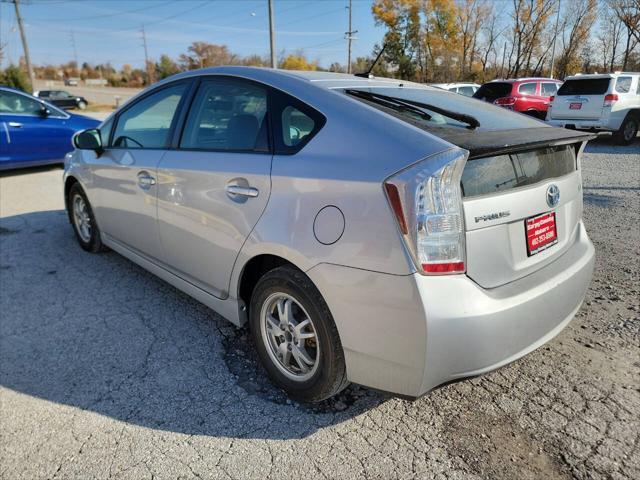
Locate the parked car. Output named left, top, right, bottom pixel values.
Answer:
left=64, top=78, right=79, bottom=87
left=0, top=86, right=99, bottom=170
left=34, top=90, right=89, bottom=110
left=474, top=78, right=562, bottom=118
left=430, top=82, right=480, bottom=96
left=546, top=72, right=640, bottom=145
left=65, top=67, right=595, bottom=401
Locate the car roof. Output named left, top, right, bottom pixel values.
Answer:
left=564, top=72, right=638, bottom=80
left=168, top=66, right=438, bottom=92
left=488, top=77, right=561, bottom=84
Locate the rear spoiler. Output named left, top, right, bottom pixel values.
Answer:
left=429, top=127, right=597, bottom=159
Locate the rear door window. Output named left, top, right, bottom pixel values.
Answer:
left=458, top=86, right=475, bottom=96
left=180, top=79, right=268, bottom=152
left=518, top=82, right=537, bottom=95
left=615, top=76, right=632, bottom=93
left=541, top=83, right=558, bottom=96
left=557, top=78, right=610, bottom=95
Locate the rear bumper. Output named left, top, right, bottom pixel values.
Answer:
left=547, top=118, right=620, bottom=132
left=307, top=222, right=594, bottom=397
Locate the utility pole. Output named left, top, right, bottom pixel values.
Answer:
left=268, top=0, right=276, bottom=68
left=70, top=29, right=79, bottom=71
left=345, top=0, right=358, bottom=74
left=500, top=41, right=507, bottom=78
left=12, top=0, right=35, bottom=90
left=141, top=24, right=154, bottom=85
left=549, top=0, right=561, bottom=78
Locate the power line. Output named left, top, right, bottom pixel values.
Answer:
left=40, top=0, right=175, bottom=23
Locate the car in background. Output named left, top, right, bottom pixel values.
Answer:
left=547, top=72, right=639, bottom=145
left=474, top=78, right=562, bottom=119
left=430, top=83, right=480, bottom=96
left=64, top=78, right=79, bottom=87
left=65, top=67, right=595, bottom=401
left=34, top=90, right=89, bottom=110
left=0, top=86, right=99, bottom=170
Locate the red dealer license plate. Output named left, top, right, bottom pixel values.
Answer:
left=569, top=102, right=582, bottom=110
left=525, top=212, right=558, bottom=256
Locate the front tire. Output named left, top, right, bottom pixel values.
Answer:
left=249, top=266, right=349, bottom=402
left=613, top=115, right=638, bottom=145
left=77, top=101, right=87, bottom=110
left=68, top=183, right=106, bottom=253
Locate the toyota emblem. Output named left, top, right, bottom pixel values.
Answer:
left=546, top=184, right=560, bottom=208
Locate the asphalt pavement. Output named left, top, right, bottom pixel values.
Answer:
left=0, top=137, right=638, bottom=479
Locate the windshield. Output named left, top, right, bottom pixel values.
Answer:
left=558, top=78, right=610, bottom=95
left=342, top=86, right=542, bottom=131
left=473, top=83, right=513, bottom=102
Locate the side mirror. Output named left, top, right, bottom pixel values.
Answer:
left=74, top=129, right=102, bottom=153
left=39, top=103, right=51, bottom=116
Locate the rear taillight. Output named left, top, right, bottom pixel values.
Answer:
left=494, top=96, right=516, bottom=106
left=549, top=95, right=555, bottom=102
left=384, top=149, right=468, bottom=275
left=603, top=94, right=618, bottom=107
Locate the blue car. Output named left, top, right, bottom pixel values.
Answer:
left=0, top=86, right=100, bottom=170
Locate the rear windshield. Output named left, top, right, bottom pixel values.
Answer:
left=461, top=145, right=576, bottom=198
left=557, top=79, right=610, bottom=96
left=344, top=86, right=542, bottom=131
left=473, top=83, right=513, bottom=102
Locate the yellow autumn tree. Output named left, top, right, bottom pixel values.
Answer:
left=280, top=54, right=318, bottom=71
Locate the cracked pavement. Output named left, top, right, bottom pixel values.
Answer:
left=1, top=137, right=638, bottom=479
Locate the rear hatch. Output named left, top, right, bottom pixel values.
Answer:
left=473, top=82, right=513, bottom=103
left=342, top=86, right=594, bottom=287
left=461, top=143, right=587, bottom=288
left=549, top=78, right=610, bottom=120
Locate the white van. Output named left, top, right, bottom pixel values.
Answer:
left=547, top=72, right=639, bottom=144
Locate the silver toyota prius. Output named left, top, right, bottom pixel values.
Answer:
left=64, top=67, right=595, bottom=402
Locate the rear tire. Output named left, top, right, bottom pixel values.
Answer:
left=613, top=115, right=638, bottom=145
left=68, top=183, right=106, bottom=253
left=249, top=265, right=349, bottom=402
left=77, top=101, right=87, bottom=110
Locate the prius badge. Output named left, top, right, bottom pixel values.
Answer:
left=546, top=184, right=560, bottom=208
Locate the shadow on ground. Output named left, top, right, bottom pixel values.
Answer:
left=0, top=210, right=386, bottom=441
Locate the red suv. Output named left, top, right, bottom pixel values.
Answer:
left=473, top=78, right=563, bottom=119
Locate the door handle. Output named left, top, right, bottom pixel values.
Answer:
left=137, top=171, right=156, bottom=190
left=226, top=185, right=259, bottom=197
left=8, top=122, right=22, bottom=128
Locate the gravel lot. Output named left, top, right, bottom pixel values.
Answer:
left=1, top=137, right=638, bottom=479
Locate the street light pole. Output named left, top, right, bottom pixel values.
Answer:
left=12, top=0, right=35, bottom=90
left=268, top=0, right=276, bottom=68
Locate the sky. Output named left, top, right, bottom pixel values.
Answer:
left=0, top=0, right=386, bottom=69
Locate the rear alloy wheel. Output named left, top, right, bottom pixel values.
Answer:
left=68, top=183, right=106, bottom=253
left=614, top=115, right=638, bottom=145
left=77, top=101, right=87, bottom=110
left=249, top=266, right=349, bottom=402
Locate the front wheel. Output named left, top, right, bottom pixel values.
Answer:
left=77, top=101, right=87, bottom=110
left=68, top=183, right=106, bottom=253
left=249, top=266, right=349, bottom=402
left=613, top=115, right=638, bottom=145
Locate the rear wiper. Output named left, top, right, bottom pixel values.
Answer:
left=345, top=89, right=480, bottom=130
left=345, top=89, right=432, bottom=122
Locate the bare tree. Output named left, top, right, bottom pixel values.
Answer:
left=608, top=0, right=640, bottom=69
left=598, top=7, right=625, bottom=70
left=507, top=0, right=556, bottom=77
left=556, top=0, right=598, bottom=77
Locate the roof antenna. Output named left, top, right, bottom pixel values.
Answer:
left=355, top=44, right=386, bottom=78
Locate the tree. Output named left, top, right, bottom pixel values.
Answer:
left=0, top=64, right=31, bottom=92
left=556, top=0, right=597, bottom=78
left=178, top=42, right=237, bottom=70
left=155, top=54, right=180, bottom=80
left=279, top=53, right=317, bottom=70
left=507, top=0, right=556, bottom=77
left=457, top=0, right=489, bottom=78
left=607, top=0, right=640, bottom=70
